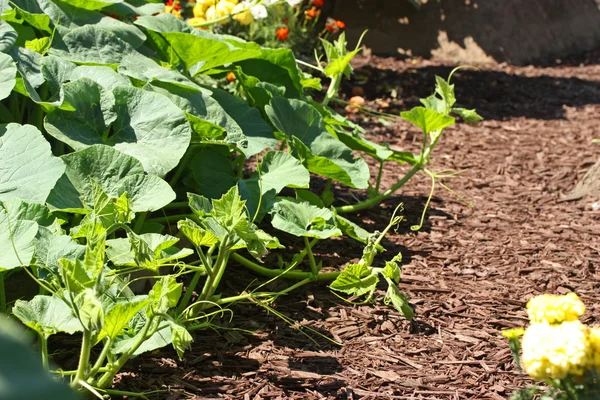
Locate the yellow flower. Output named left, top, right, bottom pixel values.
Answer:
left=522, top=321, right=589, bottom=380
left=232, top=3, right=253, bottom=25
left=501, top=327, right=525, bottom=340
left=193, top=2, right=206, bottom=17
left=587, top=327, right=600, bottom=369
left=526, top=292, right=585, bottom=325
left=217, top=0, right=236, bottom=14
left=187, top=17, right=207, bottom=29
left=206, top=1, right=235, bottom=23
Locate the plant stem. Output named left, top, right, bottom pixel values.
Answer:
left=87, top=338, right=112, bottom=381
left=95, top=317, right=154, bottom=388
left=39, top=334, right=49, bottom=370
left=163, top=201, right=189, bottom=210
left=231, top=253, right=340, bottom=282
left=71, top=330, right=92, bottom=388
left=374, top=160, right=384, bottom=194
left=176, top=268, right=204, bottom=316
left=169, top=150, right=192, bottom=187
left=322, top=74, right=340, bottom=107
left=0, top=272, right=5, bottom=313
left=145, top=214, right=195, bottom=224
left=198, top=238, right=231, bottom=304
left=304, top=237, right=319, bottom=276
left=133, top=212, right=147, bottom=234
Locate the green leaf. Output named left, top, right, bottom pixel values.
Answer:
left=270, top=198, right=341, bottom=239
left=0, top=52, right=16, bottom=100
left=119, top=54, right=200, bottom=91
left=0, top=123, right=65, bottom=203
left=177, top=219, right=218, bottom=248
left=208, top=86, right=277, bottom=157
left=106, top=233, right=193, bottom=269
left=24, top=36, right=51, bottom=54
left=335, top=215, right=375, bottom=246
left=49, top=25, right=139, bottom=65
left=187, top=193, right=212, bottom=217
left=12, top=295, right=82, bottom=337
left=400, top=107, right=455, bottom=135
left=0, top=198, right=55, bottom=227
left=191, top=148, right=237, bottom=199
left=169, top=321, right=193, bottom=359
left=435, top=75, right=456, bottom=111
left=47, top=145, right=175, bottom=212
left=384, top=283, right=414, bottom=320
left=266, top=97, right=369, bottom=189
left=0, top=317, right=82, bottom=400
left=148, top=276, right=182, bottom=314
left=383, top=253, right=402, bottom=283
left=235, top=48, right=303, bottom=98
left=324, top=48, right=360, bottom=79
left=61, top=0, right=123, bottom=11
left=99, top=296, right=150, bottom=341
left=74, top=288, right=105, bottom=331
left=161, top=31, right=261, bottom=75
left=0, top=208, right=37, bottom=271
left=70, top=65, right=131, bottom=90
left=33, top=227, right=85, bottom=273
left=452, top=107, right=483, bottom=124
left=330, top=263, right=378, bottom=297
left=212, top=185, right=247, bottom=230
left=255, top=151, right=310, bottom=194
left=0, top=20, right=17, bottom=53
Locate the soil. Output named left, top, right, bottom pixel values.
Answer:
left=95, top=50, right=600, bottom=398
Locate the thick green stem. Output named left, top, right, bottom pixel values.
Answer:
left=39, top=334, right=49, bottom=370
left=231, top=253, right=340, bottom=282
left=95, top=317, right=154, bottom=388
left=304, top=237, right=319, bottom=276
left=198, top=238, right=231, bottom=304
left=163, top=201, right=189, bottom=210
left=176, top=268, right=204, bottom=316
left=0, top=272, right=5, bottom=314
left=71, top=330, right=92, bottom=388
left=322, top=74, right=340, bottom=107
left=87, top=338, right=112, bottom=382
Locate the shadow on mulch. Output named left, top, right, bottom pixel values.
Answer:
left=344, top=64, right=600, bottom=121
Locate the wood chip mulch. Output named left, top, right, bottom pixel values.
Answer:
left=115, top=50, right=600, bottom=399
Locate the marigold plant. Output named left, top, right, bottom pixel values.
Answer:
left=504, top=292, right=600, bottom=399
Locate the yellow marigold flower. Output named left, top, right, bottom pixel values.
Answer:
left=187, top=17, right=207, bottom=29
left=587, top=327, right=600, bottom=369
left=522, top=321, right=589, bottom=380
left=526, top=292, right=585, bottom=325
left=193, top=2, right=206, bottom=17
left=217, top=0, right=235, bottom=13
left=232, top=3, right=253, bottom=25
left=501, top=327, right=525, bottom=340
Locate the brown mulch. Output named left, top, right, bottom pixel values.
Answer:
left=113, top=50, right=600, bottom=399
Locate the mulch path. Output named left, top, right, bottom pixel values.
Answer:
left=114, top=50, right=600, bottom=399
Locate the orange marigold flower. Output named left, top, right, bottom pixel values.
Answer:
left=305, top=7, right=317, bottom=20
left=276, top=26, right=289, bottom=41
left=325, top=17, right=338, bottom=32
left=335, top=20, right=345, bottom=29
left=312, top=0, right=324, bottom=6
left=227, top=72, right=236, bottom=82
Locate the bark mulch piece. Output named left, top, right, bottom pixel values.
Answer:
left=113, top=50, right=600, bottom=399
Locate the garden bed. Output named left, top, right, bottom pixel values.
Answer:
left=100, top=51, right=600, bottom=399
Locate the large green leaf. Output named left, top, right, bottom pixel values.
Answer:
left=235, top=48, right=303, bottom=98
left=161, top=31, right=261, bottom=75
left=0, top=52, right=16, bottom=99
left=270, top=198, right=341, bottom=239
left=45, top=81, right=191, bottom=177
left=106, top=233, right=193, bottom=269
left=148, top=276, right=182, bottom=314
left=0, top=123, right=64, bottom=203
left=12, top=295, right=83, bottom=337
left=208, top=86, right=277, bottom=157
left=33, top=227, right=85, bottom=272
left=0, top=317, right=82, bottom=400
left=0, top=199, right=55, bottom=227
left=49, top=25, right=139, bottom=65
left=47, top=145, right=175, bottom=212
left=119, top=54, right=201, bottom=91
left=400, top=107, right=455, bottom=135
left=191, top=148, right=237, bottom=199
left=266, top=97, right=369, bottom=189
left=255, top=151, right=310, bottom=194
left=0, top=209, right=37, bottom=270
left=0, top=20, right=16, bottom=53
left=70, top=65, right=131, bottom=91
